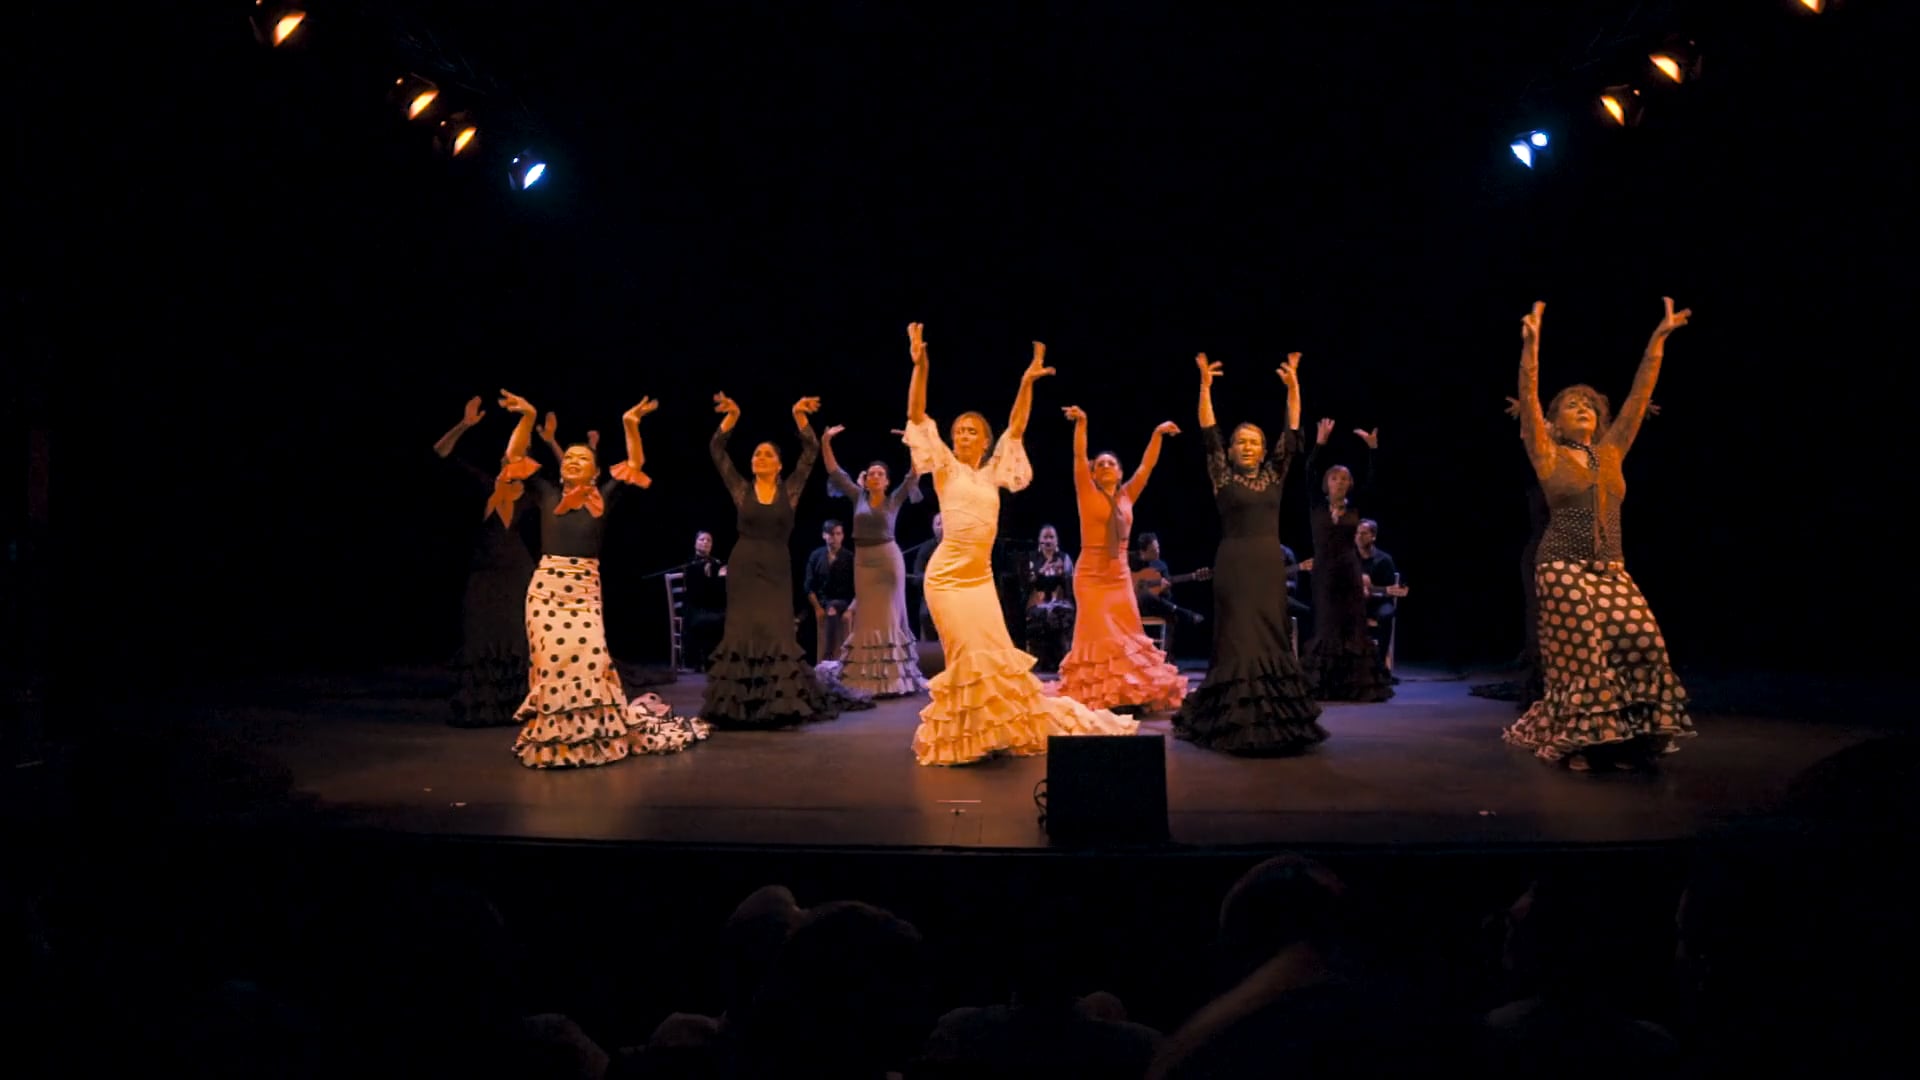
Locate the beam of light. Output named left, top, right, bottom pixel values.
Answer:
left=1601, top=94, right=1627, bottom=124
left=452, top=126, right=477, bottom=155
left=1650, top=54, right=1683, bottom=81
left=1800, top=0, right=1823, bottom=11
left=408, top=89, right=438, bottom=119
left=1510, top=141, right=1534, bottom=167
left=523, top=162, right=546, bottom=187
left=272, top=12, right=305, bottom=45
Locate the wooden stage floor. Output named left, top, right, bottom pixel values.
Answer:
left=170, top=665, right=1901, bottom=853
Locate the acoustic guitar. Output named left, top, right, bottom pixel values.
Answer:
left=1132, top=566, right=1212, bottom=596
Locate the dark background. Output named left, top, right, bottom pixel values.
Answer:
left=11, top=0, right=1906, bottom=691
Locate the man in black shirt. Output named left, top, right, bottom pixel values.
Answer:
left=1355, top=519, right=1408, bottom=674
left=804, top=519, right=854, bottom=663
left=681, top=530, right=727, bottom=671
left=1130, top=532, right=1204, bottom=625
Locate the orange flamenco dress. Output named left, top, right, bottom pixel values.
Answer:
left=901, top=417, right=1138, bottom=766
left=1052, top=465, right=1188, bottom=712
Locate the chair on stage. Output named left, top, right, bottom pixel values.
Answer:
left=662, top=571, right=689, bottom=673
left=1141, top=615, right=1171, bottom=657
left=1290, top=615, right=1300, bottom=659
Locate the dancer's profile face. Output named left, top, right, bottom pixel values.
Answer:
left=560, top=445, right=598, bottom=485
left=1092, top=453, right=1122, bottom=489
left=751, top=442, right=782, bottom=478
left=1232, top=425, right=1265, bottom=469
left=1555, top=395, right=1598, bottom=443
left=951, top=415, right=987, bottom=464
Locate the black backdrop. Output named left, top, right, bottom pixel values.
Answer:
left=15, top=1, right=1907, bottom=692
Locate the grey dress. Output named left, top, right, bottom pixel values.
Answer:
left=827, top=466, right=930, bottom=696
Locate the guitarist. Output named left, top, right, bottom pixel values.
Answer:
left=1129, top=532, right=1207, bottom=625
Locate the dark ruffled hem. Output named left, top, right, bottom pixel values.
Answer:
left=1173, top=658, right=1328, bottom=756
left=450, top=648, right=529, bottom=728
left=703, top=641, right=872, bottom=728
left=1301, top=639, right=1394, bottom=703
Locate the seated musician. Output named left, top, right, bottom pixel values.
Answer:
left=1129, top=532, right=1206, bottom=625
left=1356, top=518, right=1409, bottom=672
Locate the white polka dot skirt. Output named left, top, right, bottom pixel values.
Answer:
left=1503, top=560, right=1695, bottom=762
left=513, top=556, right=710, bottom=768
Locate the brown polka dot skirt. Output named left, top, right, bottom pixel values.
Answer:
left=1504, top=560, right=1695, bottom=762
left=513, top=556, right=710, bottom=768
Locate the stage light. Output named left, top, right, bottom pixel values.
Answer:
left=1598, top=85, right=1645, bottom=127
left=390, top=74, right=443, bottom=122
left=509, top=153, right=547, bottom=190
left=433, top=112, right=481, bottom=158
left=1509, top=129, right=1549, bottom=168
left=1648, top=38, right=1701, bottom=83
left=250, top=3, right=307, bottom=48
left=1799, top=0, right=1823, bottom=11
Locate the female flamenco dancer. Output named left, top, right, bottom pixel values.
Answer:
left=1299, top=419, right=1394, bottom=702
left=433, top=395, right=535, bottom=728
left=1503, top=299, right=1695, bottom=771
left=1171, top=353, right=1329, bottom=754
left=900, top=322, right=1138, bottom=766
left=705, top=391, right=872, bottom=727
left=1051, top=404, right=1189, bottom=712
left=494, top=390, right=709, bottom=767
left=819, top=423, right=929, bottom=697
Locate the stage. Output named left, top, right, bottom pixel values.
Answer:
left=151, top=665, right=1900, bottom=853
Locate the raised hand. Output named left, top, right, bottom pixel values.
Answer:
left=588, top=430, right=601, bottom=450
left=1023, top=342, right=1055, bottom=384
left=1196, top=353, right=1223, bottom=385
left=1652, top=296, right=1692, bottom=340
left=1316, top=417, right=1336, bottom=444
left=1521, top=301, right=1544, bottom=346
left=1062, top=405, right=1086, bottom=423
left=624, top=396, right=659, bottom=424
left=1354, top=427, right=1379, bottom=449
left=1154, top=421, right=1181, bottom=437
left=823, top=424, right=846, bottom=440
left=541, top=411, right=559, bottom=441
left=792, top=396, right=822, bottom=418
left=499, top=389, right=536, bottom=415
left=908, top=322, right=928, bottom=366
left=1277, top=352, right=1302, bottom=390
left=1504, top=396, right=1523, bottom=418
left=713, top=392, right=740, bottom=417
left=463, top=396, right=486, bottom=426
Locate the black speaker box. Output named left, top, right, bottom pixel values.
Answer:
left=1043, top=735, right=1170, bottom=847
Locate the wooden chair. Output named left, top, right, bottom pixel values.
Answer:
left=1141, top=615, right=1171, bottom=657
left=663, top=571, right=688, bottom=673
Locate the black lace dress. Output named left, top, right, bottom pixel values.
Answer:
left=704, top=426, right=873, bottom=727
left=1171, top=426, right=1328, bottom=754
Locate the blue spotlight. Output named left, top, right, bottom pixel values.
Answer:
left=509, top=153, right=548, bottom=191
left=1509, top=130, right=1550, bottom=168
left=1529, top=131, right=1549, bottom=147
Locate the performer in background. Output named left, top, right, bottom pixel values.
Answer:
left=1020, top=524, right=1075, bottom=673
left=1172, top=353, right=1328, bottom=754
left=495, top=390, right=709, bottom=767
left=1300, top=420, right=1393, bottom=702
left=681, top=530, right=727, bottom=671
left=1502, top=299, right=1695, bottom=771
left=1355, top=518, right=1408, bottom=676
left=820, top=424, right=929, bottom=696
left=705, top=393, right=872, bottom=727
left=907, top=512, right=943, bottom=643
left=803, top=518, right=855, bottom=663
left=434, top=395, right=535, bottom=728
left=1130, top=532, right=1207, bottom=626
left=900, top=323, right=1137, bottom=766
left=1052, top=405, right=1188, bottom=712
